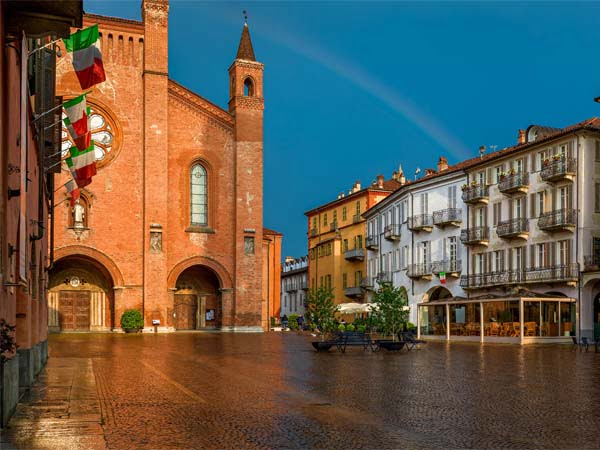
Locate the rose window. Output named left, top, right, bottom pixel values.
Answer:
left=61, top=104, right=119, bottom=168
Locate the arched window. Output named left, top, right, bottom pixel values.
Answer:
left=243, top=77, right=254, bottom=97
left=191, top=164, right=208, bottom=226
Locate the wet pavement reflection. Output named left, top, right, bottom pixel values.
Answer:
left=2, top=333, right=600, bottom=449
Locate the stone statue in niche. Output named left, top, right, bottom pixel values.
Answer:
left=73, top=200, right=85, bottom=229
left=150, top=231, right=162, bottom=252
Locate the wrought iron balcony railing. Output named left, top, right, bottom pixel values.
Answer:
left=540, top=157, right=576, bottom=183
left=433, top=208, right=462, bottom=226
left=461, top=185, right=489, bottom=204
left=460, top=264, right=579, bottom=289
left=460, top=226, right=490, bottom=245
left=498, top=172, right=529, bottom=194
left=496, top=217, right=529, bottom=239
left=538, top=209, right=576, bottom=232
left=377, top=271, right=393, bottom=284
left=344, top=286, right=363, bottom=298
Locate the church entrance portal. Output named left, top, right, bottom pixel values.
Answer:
left=173, top=266, right=221, bottom=330
left=48, top=255, right=115, bottom=332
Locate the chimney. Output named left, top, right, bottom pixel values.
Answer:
left=376, top=174, right=384, bottom=188
left=425, top=168, right=436, bottom=176
left=351, top=180, right=361, bottom=193
left=437, top=156, right=448, bottom=172
left=518, top=129, right=526, bottom=145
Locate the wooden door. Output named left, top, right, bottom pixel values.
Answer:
left=174, top=294, right=197, bottom=330
left=59, top=291, right=91, bottom=331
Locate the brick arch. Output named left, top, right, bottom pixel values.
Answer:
left=168, top=256, right=233, bottom=290
left=53, top=245, right=124, bottom=287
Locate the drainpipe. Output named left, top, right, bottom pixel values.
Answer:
left=576, top=134, right=581, bottom=338
left=465, top=172, right=470, bottom=299
left=410, top=192, right=414, bottom=297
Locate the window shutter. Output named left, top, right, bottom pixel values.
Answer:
left=566, top=239, right=571, bottom=264
left=508, top=249, right=513, bottom=271
left=568, top=141, right=574, bottom=158
left=500, top=249, right=505, bottom=271
left=523, top=156, right=528, bottom=172
left=530, top=244, right=535, bottom=268
left=508, top=199, right=513, bottom=220
left=492, top=203, right=497, bottom=226
left=530, top=193, right=535, bottom=218
left=548, top=241, right=554, bottom=266
left=596, top=183, right=600, bottom=213
left=567, top=184, right=573, bottom=210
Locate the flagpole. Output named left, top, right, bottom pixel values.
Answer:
left=53, top=197, right=69, bottom=208
left=27, top=38, right=62, bottom=57
left=53, top=180, right=72, bottom=193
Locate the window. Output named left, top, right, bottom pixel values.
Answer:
left=536, top=243, right=547, bottom=268
left=593, top=238, right=600, bottom=263
left=476, top=207, right=485, bottom=227
left=402, top=246, right=409, bottom=269
left=514, top=247, right=523, bottom=271
left=342, top=206, right=347, bottom=221
left=495, top=166, right=502, bottom=184
left=494, top=250, right=503, bottom=272
left=475, top=253, right=484, bottom=274
left=243, top=77, right=254, bottom=96
left=421, top=241, right=430, bottom=264
left=343, top=239, right=348, bottom=251
left=325, top=274, right=332, bottom=289
left=557, top=240, right=569, bottom=265
left=323, top=213, right=328, bottom=226
left=191, top=164, right=208, bottom=226
left=537, top=191, right=545, bottom=217
left=312, top=217, right=317, bottom=229
left=448, top=185, right=457, bottom=209
left=420, top=193, right=428, bottom=214
left=333, top=210, right=337, bottom=224
left=477, top=171, right=485, bottom=185
left=356, top=201, right=361, bottom=217
left=514, top=197, right=522, bottom=219
left=355, top=235, right=363, bottom=248
left=492, top=202, right=501, bottom=226
left=514, top=158, right=524, bottom=173
left=342, top=273, right=347, bottom=289
left=448, top=237, right=457, bottom=262
left=537, top=151, right=548, bottom=171
left=355, top=271, right=362, bottom=286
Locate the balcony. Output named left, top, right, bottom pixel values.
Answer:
left=538, top=209, right=576, bottom=233
left=310, top=228, right=318, bottom=237
left=384, top=224, right=401, bottom=241
left=353, top=214, right=362, bottom=224
left=408, top=214, right=433, bottom=232
left=377, top=271, right=393, bottom=284
left=433, top=208, right=462, bottom=227
left=299, top=280, right=309, bottom=290
left=344, top=286, right=363, bottom=298
left=585, top=255, right=600, bottom=272
left=344, top=248, right=365, bottom=261
left=365, top=235, right=379, bottom=250
left=360, top=276, right=375, bottom=290
left=540, top=157, right=576, bottom=183
left=498, top=172, right=529, bottom=195
left=432, top=259, right=462, bottom=276
left=460, top=226, right=489, bottom=246
left=496, top=218, right=529, bottom=240
left=407, top=263, right=433, bottom=280
left=286, top=282, right=298, bottom=292
left=460, top=264, right=579, bottom=289
left=461, top=184, right=489, bottom=205
left=329, top=221, right=338, bottom=231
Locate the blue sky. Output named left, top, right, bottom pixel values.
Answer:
left=85, top=0, right=600, bottom=259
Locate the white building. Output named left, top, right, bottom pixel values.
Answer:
left=280, top=256, right=308, bottom=317
left=364, top=118, right=600, bottom=344
left=363, top=158, right=470, bottom=326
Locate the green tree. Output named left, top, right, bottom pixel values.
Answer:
left=306, top=286, right=338, bottom=341
left=371, top=284, right=410, bottom=341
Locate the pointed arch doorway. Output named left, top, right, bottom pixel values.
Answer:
left=172, top=265, right=221, bottom=329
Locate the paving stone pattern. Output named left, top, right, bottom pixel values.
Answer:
left=2, top=333, right=600, bottom=449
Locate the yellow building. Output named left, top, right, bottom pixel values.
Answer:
left=305, top=174, right=401, bottom=306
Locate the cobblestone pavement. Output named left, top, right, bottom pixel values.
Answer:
left=2, top=333, right=600, bottom=449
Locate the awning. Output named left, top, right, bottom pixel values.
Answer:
left=337, top=303, right=377, bottom=314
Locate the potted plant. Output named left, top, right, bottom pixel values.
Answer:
left=553, top=154, right=562, bottom=161
left=470, top=180, right=478, bottom=187
left=306, top=286, right=338, bottom=351
left=461, top=184, right=468, bottom=191
left=508, top=168, right=516, bottom=176
left=120, top=309, right=144, bottom=333
left=543, top=158, right=550, bottom=166
left=370, top=283, right=410, bottom=351
left=498, top=171, right=506, bottom=180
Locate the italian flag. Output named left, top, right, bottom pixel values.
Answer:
left=66, top=140, right=97, bottom=185
left=64, top=96, right=91, bottom=150
left=63, top=25, right=106, bottom=90
left=65, top=179, right=80, bottom=207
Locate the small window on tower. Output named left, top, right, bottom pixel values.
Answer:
left=244, top=77, right=254, bottom=97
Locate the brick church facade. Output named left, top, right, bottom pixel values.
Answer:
left=50, top=0, right=281, bottom=332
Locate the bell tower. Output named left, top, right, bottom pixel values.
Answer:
left=228, top=21, right=265, bottom=329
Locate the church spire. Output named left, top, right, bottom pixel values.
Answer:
left=236, top=22, right=256, bottom=61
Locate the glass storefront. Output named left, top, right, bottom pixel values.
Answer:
left=419, top=304, right=447, bottom=336
left=483, top=301, right=519, bottom=337
left=450, top=303, right=480, bottom=336
left=418, top=298, right=576, bottom=343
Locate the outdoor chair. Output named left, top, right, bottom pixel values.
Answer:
left=489, top=322, right=500, bottom=336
